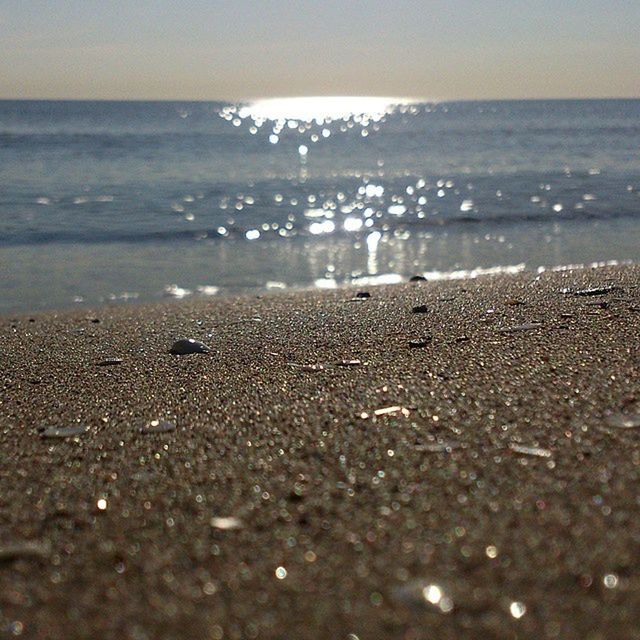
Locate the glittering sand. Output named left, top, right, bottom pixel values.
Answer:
left=1, top=265, right=640, bottom=639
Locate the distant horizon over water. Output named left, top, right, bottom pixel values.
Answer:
left=1, top=97, right=639, bottom=314
left=2, top=95, right=639, bottom=103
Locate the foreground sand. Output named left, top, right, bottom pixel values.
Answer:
left=1, top=265, right=640, bottom=640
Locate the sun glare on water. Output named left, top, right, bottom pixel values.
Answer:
left=235, top=96, right=414, bottom=123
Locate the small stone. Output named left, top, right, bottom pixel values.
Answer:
left=605, top=413, right=640, bottom=429
left=412, top=305, right=429, bottom=314
left=355, top=291, right=370, bottom=299
left=170, top=338, right=210, bottom=355
left=409, top=275, right=427, bottom=282
left=40, top=425, right=89, bottom=439
left=140, top=420, right=176, bottom=434
left=409, top=338, right=432, bottom=348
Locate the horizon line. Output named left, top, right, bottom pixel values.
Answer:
left=1, top=95, right=639, bottom=104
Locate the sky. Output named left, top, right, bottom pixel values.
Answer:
left=1, top=0, right=639, bottom=101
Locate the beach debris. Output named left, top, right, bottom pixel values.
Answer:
left=0, top=541, right=51, bottom=562
left=571, top=286, right=621, bottom=297
left=169, top=338, right=210, bottom=355
left=40, top=425, right=89, bottom=439
left=410, top=275, right=427, bottom=282
left=409, top=338, right=431, bottom=348
left=604, top=412, right=640, bottom=429
left=361, top=406, right=412, bottom=419
left=509, top=443, right=552, bottom=458
left=391, top=579, right=454, bottom=614
left=412, top=304, right=429, bottom=314
left=96, top=358, right=123, bottom=366
left=139, top=420, right=176, bottom=434
left=210, top=516, right=243, bottom=530
left=498, top=322, right=543, bottom=334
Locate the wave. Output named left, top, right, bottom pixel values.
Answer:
left=2, top=206, right=638, bottom=247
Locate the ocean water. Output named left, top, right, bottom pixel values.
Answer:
left=1, top=97, right=638, bottom=314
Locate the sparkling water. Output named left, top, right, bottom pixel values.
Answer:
left=1, top=98, right=638, bottom=313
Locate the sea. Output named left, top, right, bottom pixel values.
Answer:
left=1, top=97, right=638, bottom=314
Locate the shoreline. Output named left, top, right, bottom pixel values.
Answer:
left=2, top=256, right=634, bottom=319
left=1, top=264, right=640, bottom=639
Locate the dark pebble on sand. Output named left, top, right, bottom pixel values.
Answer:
left=355, top=291, right=370, bottom=299
left=140, top=420, right=176, bottom=434
left=409, top=275, right=427, bottom=282
left=170, top=338, right=210, bottom=355
left=409, top=338, right=432, bottom=348
left=412, top=305, right=429, bottom=314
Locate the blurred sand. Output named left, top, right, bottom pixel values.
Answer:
left=1, top=265, right=639, bottom=639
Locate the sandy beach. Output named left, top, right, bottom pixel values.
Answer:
left=1, top=264, right=640, bottom=639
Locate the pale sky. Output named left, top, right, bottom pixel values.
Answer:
left=1, top=0, right=639, bottom=101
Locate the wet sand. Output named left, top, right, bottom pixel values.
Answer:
left=1, top=265, right=640, bottom=640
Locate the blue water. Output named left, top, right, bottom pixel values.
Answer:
left=1, top=98, right=639, bottom=313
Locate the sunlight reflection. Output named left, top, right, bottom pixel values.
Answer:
left=237, top=96, right=413, bottom=123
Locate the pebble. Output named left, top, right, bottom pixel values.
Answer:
left=409, top=275, right=427, bottom=282
left=139, top=420, right=176, bottom=434
left=355, top=291, right=371, bottom=299
left=412, top=305, right=429, bottom=314
left=40, top=425, right=89, bottom=439
left=169, top=338, right=210, bottom=355
left=605, top=413, right=640, bottom=429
